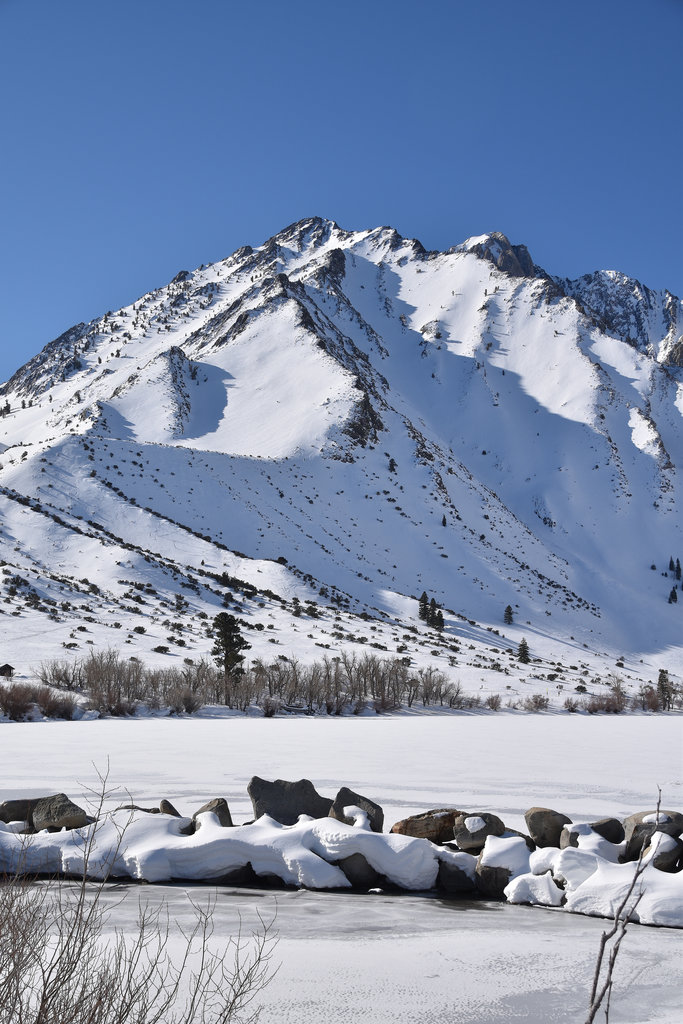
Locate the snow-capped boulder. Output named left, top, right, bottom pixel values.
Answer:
left=475, top=835, right=532, bottom=898
left=330, top=786, right=383, bottom=833
left=589, top=817, right=625, bottom=844
left=192, top=797, right=234, bottom=828
left=524, top=806, right=572, bottom=848
left=453, top=812, right=505, bottom=853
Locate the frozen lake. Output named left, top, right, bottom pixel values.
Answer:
left=2, top=714, right=682, bottom=1022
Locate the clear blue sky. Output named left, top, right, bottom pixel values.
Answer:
left=1, top=0, right=680, bottom=384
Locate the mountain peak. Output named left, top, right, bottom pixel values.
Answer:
left=459, top=231, right=538, bottom=278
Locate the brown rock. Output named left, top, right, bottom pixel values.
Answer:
left=390, top=808, right=465, bottom=845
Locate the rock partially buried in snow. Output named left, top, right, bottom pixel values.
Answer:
left=336, top=852, right=384, bottom=889
left=0, top=798, right=39, bottom=826
left=193, top=798, right=234, bottom=828
left=644, top=832, right=683, bottom=873
left=159, top=799, right=181, bottom=817
left=476, top=835, right=532, bottom=899
left=391, top=808, right=465, bottom=845
left=524, top=806, right=572, bottom=848
left=453, top=812, right=505, bottom=853
left=247, top=776, right=332, bottom=825
left=330, top=786, right=383, bottom=833
left=589, top=817, right=624, bottom=844
left=622, top=810, right=683, bottom=860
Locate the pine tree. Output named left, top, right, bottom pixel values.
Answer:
left=657, top=669, right=674, bottom=710
left=676, top=559, right=681, bottom=580
left=211, top=612, right=250, bottom=674
left=441, top=514, right=447, bottom=527
left=418, top=591, right=429, bottom=620
left=434, top=609, right=444, bottom=631
left=504, top=604, right=513, bottom=625
left=517, top=637, right=530, bottom=664
left=668, top=587, right=678, bottom=604
left=428, top=597, right=437, bottom=626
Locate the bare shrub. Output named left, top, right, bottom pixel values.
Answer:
left=0, top=683, right=35, bottom=721
left=485, top=693, right=502, bottom=711
left=33, top=685, right=77, bottom=720
left=37, top=658, right=84, bottom=691
left=634, top=685, right=660, bottom=712
left=522, top=693, right=550, bottom=712
left=564, top=696, right=579, bottom=713
left=0, top=779, right=276, bottom=1024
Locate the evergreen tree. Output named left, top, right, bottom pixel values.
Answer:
left=669, top=556, right=676, bottom=572
left=434, top=609, right=444, bottom=631
left=428, top=597, right=437, bottom=626
left=668, top=587, right=678, bottom=604
left=504, top=604, right=513, bottom=625
left=657, top=669, right=674, bottom=710
left=676, top=558, right=681, bottom=580
left=517, top=637, right=530, bottom=664
left=211, top=612, right=250, bottom=675
left=441, top=514, right=447, bottom=527
left=418, top=591, right=429, bottom=620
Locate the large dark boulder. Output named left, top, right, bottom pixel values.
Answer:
left=524, top=807, right=572, bottom=848
left=453, top=812, right=505, bottom=853
left=0, top=798, right=39, bottom=825
left=390, top=808, right=464, bottom=845
left=622, top=810, right=683, bottom=861
left=247, top=776, right=331, bottom=825
left=590, top=817, right=625, bottom=844
left=329, top=787, right=383, bottom=833
left=475, top=861, right=512, bottom=899
left=32, top=793, right=89, bottom=831
left=159, top=799, right=181, bottom=818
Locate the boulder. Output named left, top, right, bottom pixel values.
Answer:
left=330, top=787, right=383, bottom=833
left=437, top=859, right=477, bottom=895
left=645, top=834, right=683, bottom=872
left=475, top=862, right=512, bottom=899
left=337, top=852, right=384, bottom=889
left=247, top=776, right=332, bottom=825
left=0, top=798, right=38, bottom=825
left=390, top=808, right=464, bottom=845
left=193, top=798, right=234, bottom=828
left=32, top=793, right=89, bottom=832
left=159, top=799, right=181, bottom=817
left=524, top=807, right=572, bottom=848
left=453, top=812, right=505, bottom=853
left=623, top=810, right=683, bottom=861
left=590, top=817, right=624, bottom=844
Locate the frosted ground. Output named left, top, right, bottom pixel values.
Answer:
left=2, top=714, right=681, bottom=1023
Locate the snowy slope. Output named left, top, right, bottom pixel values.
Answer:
left=0, top=217, right=681, bottom=695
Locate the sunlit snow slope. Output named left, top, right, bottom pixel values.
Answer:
left=0, top=218, right=681, bottom=676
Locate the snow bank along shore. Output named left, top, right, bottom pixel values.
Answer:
left=1, top=778, right=681, bottom=929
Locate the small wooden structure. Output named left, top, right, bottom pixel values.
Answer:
left=0, top=664, right=15, bottom=678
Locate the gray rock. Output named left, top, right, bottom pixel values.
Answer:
left=247, top=776, right=332, bottom=825
left=437, top=859, right=477, bottom=895
left=645, top=835, right=683, bottom=872
left=590, top=817, right=625, bottom=844
left=622, top=810, right=683, bottom=861
left=115, top=804, right=160, bottom=814
left=475, top=860, right=511, bottom=899
left=159, top=799, right=181, bottom=817
left=390, top=808, right=464, bottom=845
left=32, top=793, right=89, bottom=832
left=193, top=798, right=234, bottom=828
left=0, top=798, right=38, bottom=825
left=337, top=852, right=383, bottom=889
left=453, top=812, right=505, bottom=853
left=524, top=807, right=572, bottom=848
left=330, top=787, right=383, bottom=833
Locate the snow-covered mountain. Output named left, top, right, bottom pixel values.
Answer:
left=0, top=217, right=681, bottom=690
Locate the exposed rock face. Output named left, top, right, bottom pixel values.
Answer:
left=337, top=852, right=383, bottom=889
left=32, top=793, right=89, bottom=831
left=466, top=232, right=537, bottom=278
left=193, top=798, right=234, bottom=828
left=247, top=776, right=332, bottom=825
left=390, top=808, right=464, bottom=845
left=453, top=812, right=505, bottom=853
left=524, top=807, right=572, bottom=848
left=330, top=787, right=384, bottom=833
